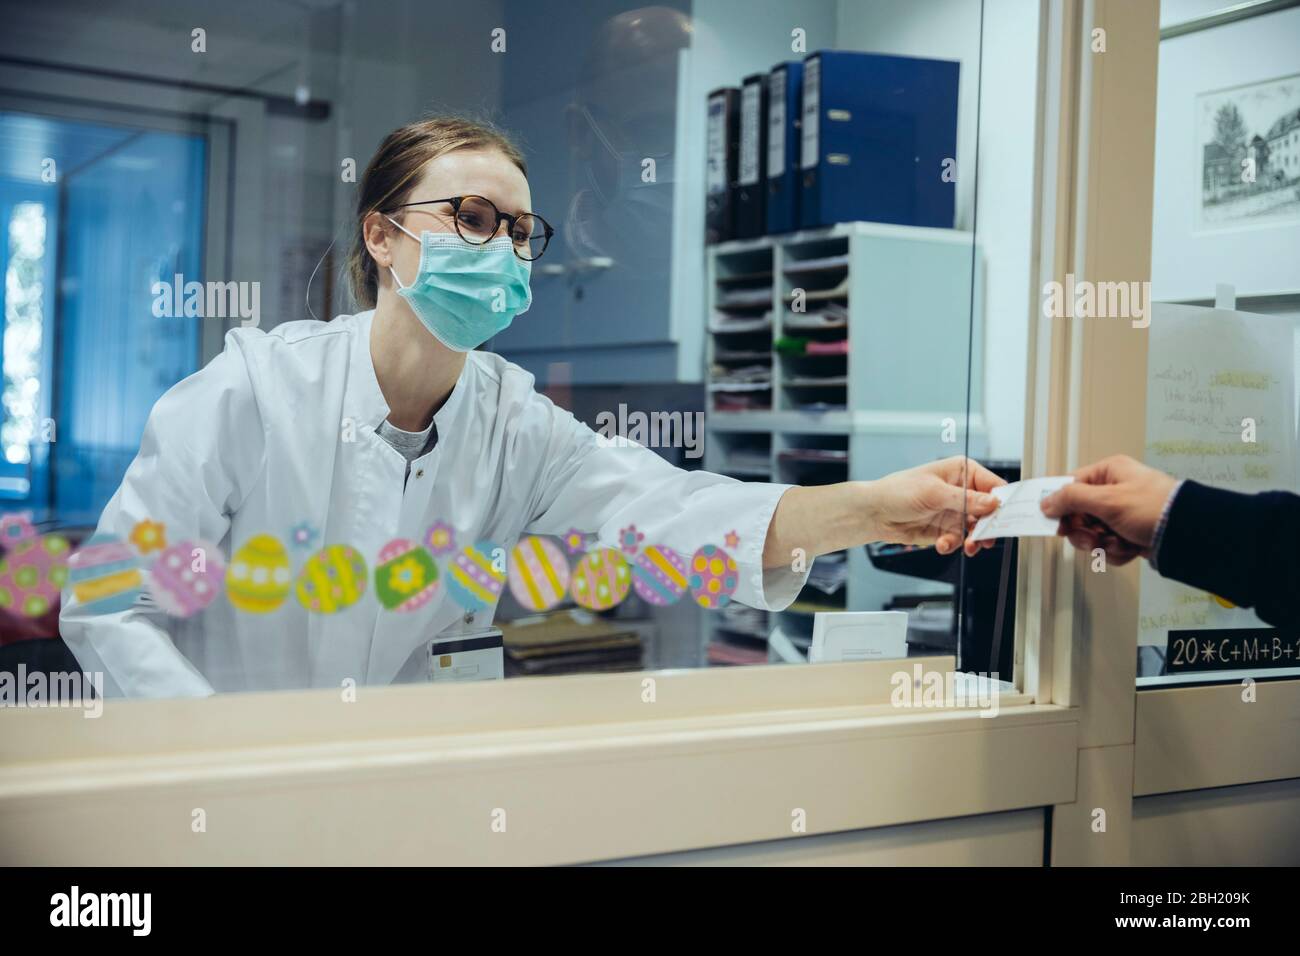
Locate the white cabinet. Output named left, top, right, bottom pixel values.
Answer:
left=704, top=222, right=985, bottom=656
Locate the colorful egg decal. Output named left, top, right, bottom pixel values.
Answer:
left=688, top=545, right=738, bottom=609
left=295, top=544, right=368, bottom=614
left=0, top=532, right=71, bottom=618
left=67, top=533, right=142, bottom=616
left=571, top=548, right=631, bottom=611
left=508, top=536, right=571, bottom=612
left=632, top=545, right=688, bottom=607
left=226, top=534, right=292, bottom=614
left=375, top=538, right=439, bottom=612
left=147, top=540, right=225, bottom=618
left=447, top=540, right=507, bottom=612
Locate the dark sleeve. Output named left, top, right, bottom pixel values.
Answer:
left=1155, top=480, right=1300, bottom=629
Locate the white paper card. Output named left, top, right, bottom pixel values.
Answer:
left=810, top=611, right=908, bottom=663
left=968, top=476, right=1075, bottom=542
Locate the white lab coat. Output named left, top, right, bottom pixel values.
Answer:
left=60, top=311, right=809, bottom=697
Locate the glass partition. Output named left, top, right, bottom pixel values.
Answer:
left=1140, top=0, right=1300, bottom=685
left=0, top=0, right=1040, bottom=701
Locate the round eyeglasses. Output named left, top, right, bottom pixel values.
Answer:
left=392, top=195, right=554, bottom=261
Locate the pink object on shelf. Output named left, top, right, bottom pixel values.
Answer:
left=805, top=339, right=849, bottom=355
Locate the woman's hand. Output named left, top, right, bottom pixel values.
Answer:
left=762, top=456, right=1006, bottom=568
left=862, top=456, right=1005, bottom=557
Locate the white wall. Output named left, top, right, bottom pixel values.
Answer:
left=834, top=0, right=1040, bottom=461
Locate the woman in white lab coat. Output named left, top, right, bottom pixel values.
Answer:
left=60, top=116, right=1002, bottom=697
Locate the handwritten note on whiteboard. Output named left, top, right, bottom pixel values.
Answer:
left=1139, top=303, right=1298, bottom=645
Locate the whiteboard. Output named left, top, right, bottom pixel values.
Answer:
left=1139, top=303, right=1298, bottom=645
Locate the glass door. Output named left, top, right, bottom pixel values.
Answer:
left=50, top=122, right=207, bottom=525
left=0, top=110, right=207, bottom=528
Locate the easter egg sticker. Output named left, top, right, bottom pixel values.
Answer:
left=375, top=538, right=439, bottom=612
left=226, top=534, right=292, bottom=614
left=632, top=545, right=688, bottom=607
left=295, top=544, right=368, bottom=614
left=447, top=540, right=507, bottom=612
left=688, top=545, right=738, bottom=609
left=508, top=536, right=571, bottom=612
left=67, top=533, right=142, bottom=616
left=148, top=539, right=225, bottom=618
left=571, top=548, right=631, bottom=611
left=0, top=532, right=71, bottom=618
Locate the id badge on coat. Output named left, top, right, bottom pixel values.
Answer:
left=427, top=628, right=504, bottom=682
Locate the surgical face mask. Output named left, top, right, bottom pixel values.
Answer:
left=386, top=218, right=532, bottom=352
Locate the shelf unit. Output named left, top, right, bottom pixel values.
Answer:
left=704, top=221, right=986, bottom=659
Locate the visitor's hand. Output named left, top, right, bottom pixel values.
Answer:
left=1040, top=454, right=1178, bottom=566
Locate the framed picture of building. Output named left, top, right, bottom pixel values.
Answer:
left=1151, top=1, right=1300, bottom=301
left=1196, top=74, right=1300, bottom=231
